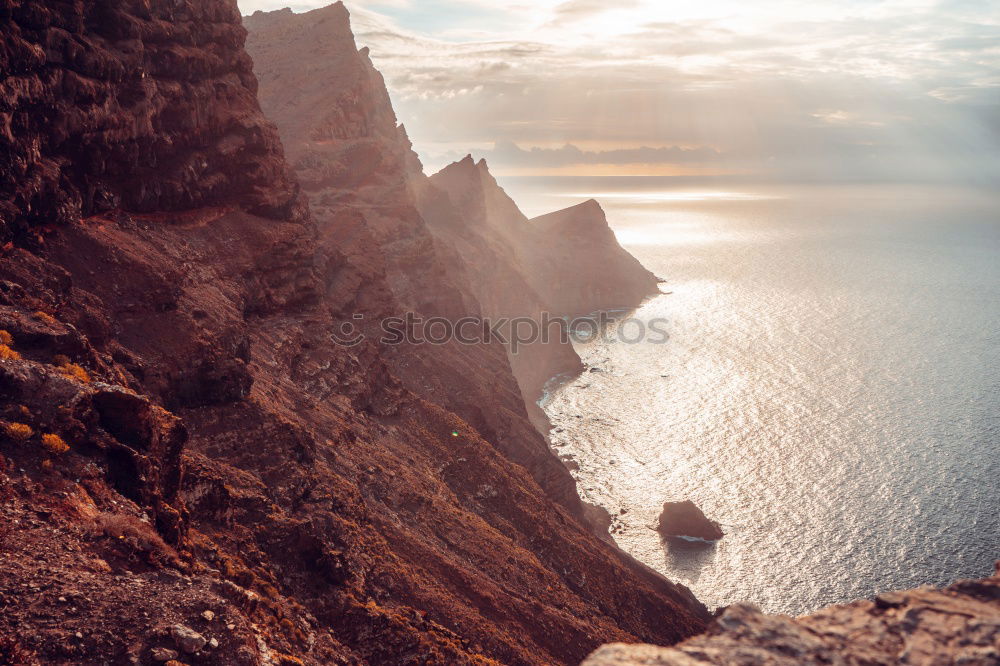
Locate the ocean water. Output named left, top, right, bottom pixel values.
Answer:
left=508, top=178, right=1000, bottom=615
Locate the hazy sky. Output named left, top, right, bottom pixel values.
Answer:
left=238, top=0, right=1000, bottom=182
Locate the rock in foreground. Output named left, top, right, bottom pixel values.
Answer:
left=583, top=564, right=1000, bottom=665
left=657, top=501, right=724, bottom=542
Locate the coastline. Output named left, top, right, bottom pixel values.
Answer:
left=534, top=298, right=664, bottom=541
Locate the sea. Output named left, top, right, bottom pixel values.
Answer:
left=506, top=177, right=1000, bottom=615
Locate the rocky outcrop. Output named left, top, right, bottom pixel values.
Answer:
left=243, top=0, right=653, bottom=518
left=583, top=564, right=1000, bottom=665
left=426, top=158, right=659, bottom=319
left=657, top=501, right=724, bottom=542
left=243, top=2, right=584, bottom=512
left=0, top=2, right=711, bottom=664
left=0, top=308, right=187, bottom=545
left=0, top=0, right=301, bottom=243
left=246, top=4, right=659, bottom=452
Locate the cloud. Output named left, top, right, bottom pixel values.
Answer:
left=550, top=0, right=640, bottom=22
left=241, top=0, right=1000, bottom=183
left=488, top=141, right=722, bottom=167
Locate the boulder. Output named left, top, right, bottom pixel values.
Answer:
left=657, top=501, right=723, bottom=541
left=170, top=625, right=207, bottom=654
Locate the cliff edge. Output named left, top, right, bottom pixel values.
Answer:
left=243, top=2, right=584, bottom=511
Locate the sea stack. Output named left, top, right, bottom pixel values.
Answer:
left=658, top=500, right=725, bottom=542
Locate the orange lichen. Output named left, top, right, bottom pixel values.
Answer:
left=221, top=557, right=238, bottom=579
left=0, top=344, right=20, bottom=361
left=51, top=354, right=92, bottom=382
left=261, top=582, right=281, bottom=600
left=0, top=330, right=12, bottom=345
left=34, top=311, right=58, bottom=325
left=279, top=617, right=308, bottom=644
left=41, top=433, right=70, bottom=455
left=3, top=422, right=34, bottom=441
left=59, top=362, right=91, bottom=383
left=40, top=459, right=53, bottom=472
left=274, top=655, right=305, bottom=666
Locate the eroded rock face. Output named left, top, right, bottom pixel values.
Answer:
left=0, top=0, right=301, bottom=243
left=244, top=3, right=660, bottom=448
left=583, top=564, right=1000, bottom=665
left=530, top=199, right=661, bottom=318
left=422, top=156, right=660, bottom=432
left=419, top=155, right=586, bottom=433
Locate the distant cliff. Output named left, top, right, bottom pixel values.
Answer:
left=243, top=2, right=582, bottom=511
left=427, top=159, right=659, bottom=320
left=243, top=3, right=659, bottom=498
left=422, top=156, right=659, bottom=431
left=0, top=2, right=709, bottom=665
left=584, top=564, right=1000, bottom=665
left=529, top=199, right=660, bottom=318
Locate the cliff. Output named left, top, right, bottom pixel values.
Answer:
left=416, top=156, right=584, bottom=433
left=421, top=156, right=659, bottom=430
left=529, top=199, right=660, bottom=318
left=583, top=564, right=1000, bottom=665
left=0, top=0, right=301, bottom=242
left=426, top=160, right=659, bottom=319
left=0, top=2, right=710, bottom=665
left=243, top=2, right=581, bottom=511
left=242, top=3, right=658, bottom=505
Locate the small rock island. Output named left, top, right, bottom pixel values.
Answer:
left=658, top=500, right=725, bottom=542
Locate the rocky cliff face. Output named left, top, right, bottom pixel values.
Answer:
left=529, top=199, right=661, bottom=318
left=416, top=155, right=585, bottom=434
left=583, top=564, right=1000, bottom=665
left=0, top=0, right=301, bottom=243
left=249, top=4, right=660, bottom=438
left=422, top=156, right=660, bottom=431
left=428, top=159, right=660, bottom=320
left=0, top=2, right=710, bottom=664
left=243, top=2, right=582, bottom=512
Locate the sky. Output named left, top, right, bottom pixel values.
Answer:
left=237, top=0, right=1000, bottom=183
